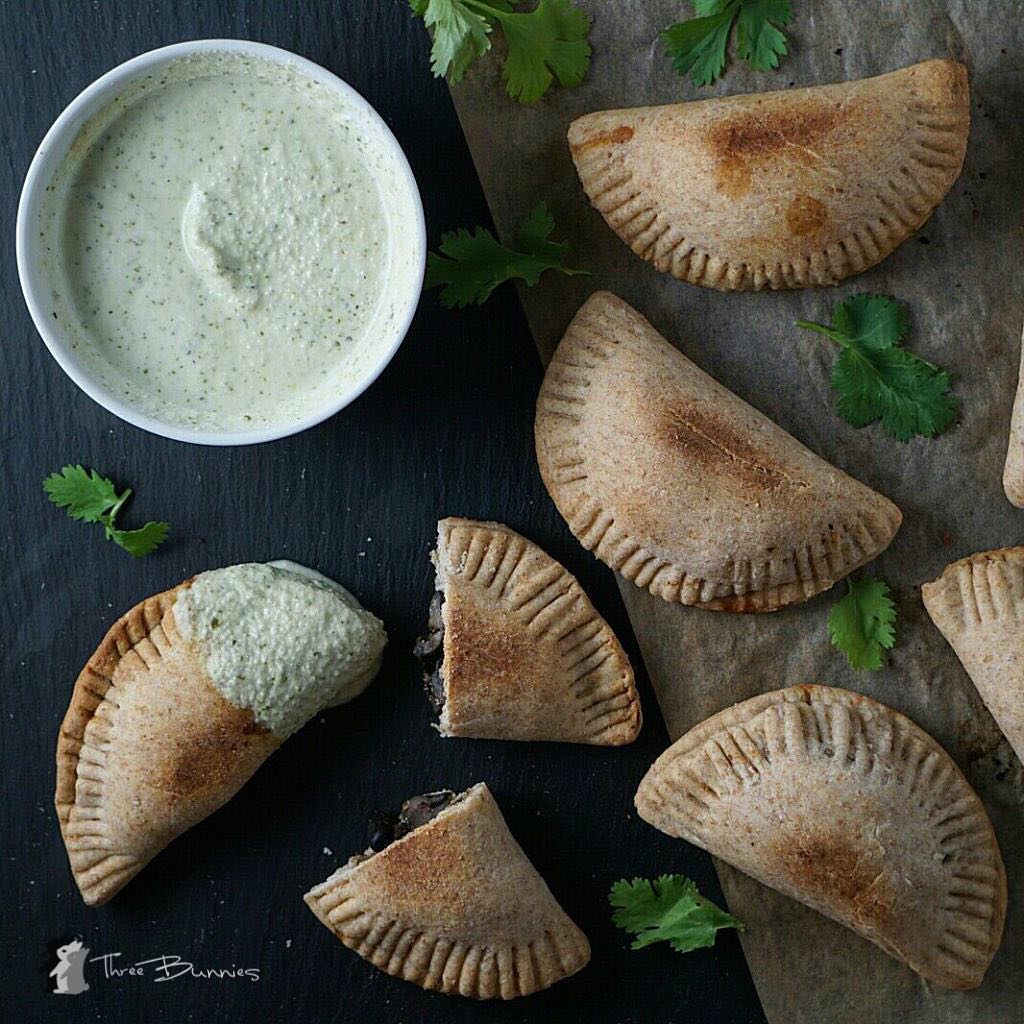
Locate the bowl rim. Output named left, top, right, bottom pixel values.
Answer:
left=16, top=38, right=427, bottom=447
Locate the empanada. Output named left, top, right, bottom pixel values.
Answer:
left=569, top=60, right=969, bottom=291
left=922, top=547, right=1024, bottom=763
left=535, top=292, right=902, bottom=611
left=635, top=685, right=1006, bottom=990
left=1004, top=329, right=1024, bottom=508
left=304, top=782, right=590, bottom=999
left=415, top=517, right=641, bottom=744
left=56, top=561, right=386, bottom=906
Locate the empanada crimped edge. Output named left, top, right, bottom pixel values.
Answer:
left=304, top=783, right=591, bottom=999
left=569, top=60, right=969, bottom=292
left=922, top=547, right=1024, bottom=764
left=56, top=582, right=279, bottom=906
left=535, top=291, right=902, bottom=612
left=635, top=685, right=1006, bottom=990
left=432, top=517, right=641, bottom=744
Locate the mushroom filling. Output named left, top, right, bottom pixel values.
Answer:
left=413, top=590, right=446, bottom=713
left=367, top=789, right=457, bottom=853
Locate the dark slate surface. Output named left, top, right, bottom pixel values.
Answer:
left=0, top=2, right=764, bottom=1021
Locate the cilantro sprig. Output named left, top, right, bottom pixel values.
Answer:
left=828, top=575, right=897, bottom=671
left=796, top=294, right=958, bottom=442
left=663, top=0, right=792, bottom=87
left=425, top=201, right=586, bottom=307
left=410, top=0, right=592, bottom=103
left=43, top=465, right=169, bottom=557
left=610, top=875, right=744, bottom=954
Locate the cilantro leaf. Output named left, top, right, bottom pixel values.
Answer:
left=412, top=0, right=496, bottom=83
left=106, top=521, right=171, bottom=558
left=832, top=346, right=957, bottom=440
left=662, top=7, right=736, bottom=87
left=796, top=294, right=957, bottom=442
left=735, top=0, right=791, bottom=72
left=43, top=465, right=122, bottom=523
left=808, top=293, right=910, bottom=352
left=662, top=0, right=793, bottom=87
left=499, top=0, right=592, bottom=103
left=425, top=201, right=586, bottom=307
left=44, top=465, right=169, bottom=557
left=410, top=0, right=591, bottom=103
left=610, top=875, right=743, bottom=954
left=828, top=576, right=897, bottom=671
left=514, top=201, right=573, bottom=264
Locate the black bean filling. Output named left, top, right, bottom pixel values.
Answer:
left=367, top=790, right=457, bottom=852
left=413, top=590, right=446, bottom=713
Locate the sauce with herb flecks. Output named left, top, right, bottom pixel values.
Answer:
left=37, top=52, right=419, bottom=432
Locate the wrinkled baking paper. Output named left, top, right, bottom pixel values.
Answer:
left=445, top=1, right=1024, bottom=1020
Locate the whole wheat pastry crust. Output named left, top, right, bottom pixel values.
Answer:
left=1004, top=330, right=1024, bottom=507
left=535, top=292, right=902, bottom=611
left=569, top=60, right=969, bottom=291
left=55, top=582, right=279, bottom=906
left=922, top=547, right=1024, bottom=764
left=431, top=517, right=641, bottom=744
left=635, top=685, right=1006, bottom=990
left=304, top=783, right=590, bottom=999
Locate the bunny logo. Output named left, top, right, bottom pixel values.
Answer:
left=51, top=938, right=90, bottom=995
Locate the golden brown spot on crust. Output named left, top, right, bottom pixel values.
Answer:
left=372, top=819, right=465, bottom=906
left=777, top=831, right=896, bottom=932
left=164, top=702, right=271, bottom=799
left=708, top=106, right=841, bottom=162
left=708, top=107, right=843, bottom=204
left=786, top=194, right=829, bottom=236
left=444, top=603, right=535, bottom=702
left=659, top=405, right=808, bottom=491
left=571, top=125, right=635, bottom=155
left=714, top=157, right=753, bottom=201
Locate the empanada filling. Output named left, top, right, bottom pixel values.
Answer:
left=413, top=590, right=446, bottom=713
left=367, top=789, right=458, bottom=853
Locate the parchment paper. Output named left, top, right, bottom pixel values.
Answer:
left=445, top=2, right=1024, bottom=1020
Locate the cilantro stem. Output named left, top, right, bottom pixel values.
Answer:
left=796, top=295, right=956, bottom=441
left=44, top=465, right=169, bottom=557
left=794, top=319, right=849, bottom=348
left=460, top=0, right=510, bottom=21
left=107, top=487, right=132, bottom=523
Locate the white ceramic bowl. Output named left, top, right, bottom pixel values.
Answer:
left=16, top=39, right=426, bottom=445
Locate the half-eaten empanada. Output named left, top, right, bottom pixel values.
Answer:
left=1004, top=329, right=1024, bottom=508
left=56, top=561, right=387, bottom=906
left=304, top=782, right=590, bottom=999
left=635, top=685, right=1006, bottom=990
left=569, top=60, right=969, bottom=291
left=922, top=547, right=1024, bottom=764
left=414, top=517, right=641, bottom=744
left=535, top=292, right=902, bottom=611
